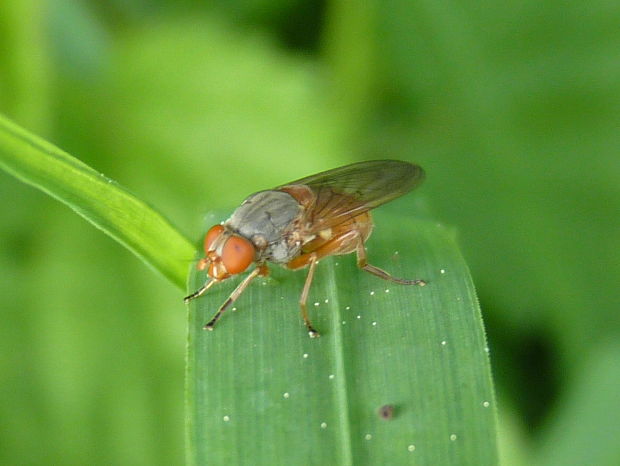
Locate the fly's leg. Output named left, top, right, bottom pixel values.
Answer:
left=204, top=266, right=263, bottom=331
left=299, top=253, right=320, bottom=338
left=289, top=231, right=359, bottom=338
left=184, top=279, right=218, bottom=303
left=288, top=227, right=426, bottom=337
left=355, top=235, right=426, bottom=286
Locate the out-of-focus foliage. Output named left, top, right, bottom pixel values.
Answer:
left=0, top=115, right=195, bottom=288
left=1, top=0, right=618, bottom=465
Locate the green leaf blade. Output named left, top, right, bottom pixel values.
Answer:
left=186, top=212, right=498, bottom=465
left=0, top=114, right=195, bottom=288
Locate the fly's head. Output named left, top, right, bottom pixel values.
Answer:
left=197, top=225, right=255, bottom=280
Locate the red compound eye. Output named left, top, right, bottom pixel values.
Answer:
left=221, top=235, right=254, bottom=275
left=204, top=225, right=224, bottom=253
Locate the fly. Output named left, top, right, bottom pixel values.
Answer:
left=184, top=160, right=427, bottom=337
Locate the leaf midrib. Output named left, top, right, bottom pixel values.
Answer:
left=325, top=263, right=354, bottom=465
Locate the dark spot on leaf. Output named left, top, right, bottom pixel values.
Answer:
left=378, top=404, right=395, bottom=420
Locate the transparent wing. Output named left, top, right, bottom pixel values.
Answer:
left=278, top=160, right=424, bottom=232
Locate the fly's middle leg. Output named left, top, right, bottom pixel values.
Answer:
left=289, top=230, right=359, bottom=338
left=299, top=253, right=320, bottom=338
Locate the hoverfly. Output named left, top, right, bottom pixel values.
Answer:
left=184, top=160, right=427, bottom=337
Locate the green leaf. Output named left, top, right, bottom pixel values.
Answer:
left=533, top=340, right=620, bottom=466
left=186, top=211, right=498, bottom=465
left=0, top=113, right=195, bottom=289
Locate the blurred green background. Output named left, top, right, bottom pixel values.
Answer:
left=1, top=1, right=618, bottom=465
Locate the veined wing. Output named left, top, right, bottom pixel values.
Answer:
left=278, top=160, right=424, bottom=233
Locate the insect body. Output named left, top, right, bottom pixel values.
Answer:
left=184, top=160, right=427, bottom=337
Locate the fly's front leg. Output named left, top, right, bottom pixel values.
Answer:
left=184, top=279, right=218, bottom=303
left=299, top=253, right=320, bottom=338
left=204, top=266, right=265, bottom=331
left=356, top=235, right=427, bottom=286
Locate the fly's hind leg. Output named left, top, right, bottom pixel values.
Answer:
left=356, top=235, right=427, bottom=286
left=289, top=227, right=426, bottom=338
